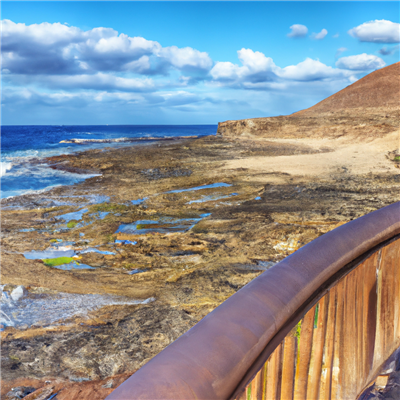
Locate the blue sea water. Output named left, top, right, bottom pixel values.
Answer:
left=1, top=125, right=217, bottom=198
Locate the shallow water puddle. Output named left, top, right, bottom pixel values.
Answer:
left=53, top=261, right=96, bottom=270
left=116, top=214, right=211, bottom=235
left=24, top=249, right=75, bottom=260
left=166, top=182, right=231, bottom=194
left=0, top=290, right=155, bottom=329
left=128, top=268, right=148, bottom=275
left=24, top=242, right=115, bottom=269
left=115, top=239, right=137, bottom=245
left=131, top=197, right=148, bottom=205
left=78, top=248, right=115, bottom=255
left=55, top=208, right=88, bottom=223
left=188, top=193, right=238, bottom=204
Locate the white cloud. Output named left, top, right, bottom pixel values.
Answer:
left=277, top=58, right=347, bottom=81
left=237, top=48, right=276, bottom=74
left=333, top=33, right=340, bottom=38
left=210, top=61, right=241, bottom=81
left=311, top=29, right=328, bottom=40
left=287, top=24, right=308, bottom=38
left=157, top=46, right=213, bottom=71
left=0, top=19, right=212, bottom=76
left=336, top=54, right=386, bottom=71
left=210, top=49, right=357, bottom=90
left=348, top=20, right=400, bottom=43
left=210, top=48, right=277, bottom=83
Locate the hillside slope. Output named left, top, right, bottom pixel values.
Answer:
left=217, top=62, right=400, bottom=140
left=295, top=61, right=399, bottom=116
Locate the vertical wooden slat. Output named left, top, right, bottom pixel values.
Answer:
left=281, top=332, right=297, bottom=400
left=250, top=368, right=263, bottom=400
left=266, top=343, right=283, bottom=400
left=382, top=244, right=396, bottom=355
left=342, top=271, right=357, bottom=399
left=331, top=279, right=344, bottom=400
left=355, top=265, right=364, bottom=394
left=260, top=362, right=268, bottom=400
left=362, top=252, right=378, bottom=381
left=307, top=296, right=329, bottom=399
left=394, top=241, right=400, bottom=341
left=373, top=250, right=384, bottom=371
left=320, top=287, right=337, bottom=400
left=293, top=306, right=316, bottom=399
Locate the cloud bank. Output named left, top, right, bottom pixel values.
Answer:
left=1, top=18, right=394, bottom=124
left=348, top=20, right=400, bottom=43
left=335, top=54, right=385, bottom=71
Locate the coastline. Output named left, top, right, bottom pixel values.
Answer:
left=1, top=132, right=399, bottom=398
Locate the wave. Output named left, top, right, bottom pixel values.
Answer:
left=1, top=162, right=100, bottom=199
left=0, top=162, right=12, bottom=177
left=59, top=135, right=199, bottom=144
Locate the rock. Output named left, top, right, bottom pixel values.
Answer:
left=102, top=379, right=114, bottom=388
left=6, top=386, right=36, bottom=399
left=10, top=286, right=28, bottom=302
left=2, top=290, right=12, bottom=303
left=79, top=252, right=105, bottom=267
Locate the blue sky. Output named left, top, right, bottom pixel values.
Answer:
left=2, top=1, right=399, bottom=125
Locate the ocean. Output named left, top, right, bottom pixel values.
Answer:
left=1, top=125, right=217, bottom=199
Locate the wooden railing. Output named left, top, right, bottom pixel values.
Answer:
left=236, top=237, right=399, bottom=400
left=106, top=202, right=400, bottom=400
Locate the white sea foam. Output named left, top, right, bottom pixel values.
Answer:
left=0, top=162, right=12, bottom=177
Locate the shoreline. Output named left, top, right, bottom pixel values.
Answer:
left=1, top=132, right=399, bottom=398
left=1, top=135, right=208, bottom=203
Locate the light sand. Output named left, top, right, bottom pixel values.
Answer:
left=221, top=130, right=399, bottom=181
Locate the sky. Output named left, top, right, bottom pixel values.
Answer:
left=1, top=1, right=400, bottom=125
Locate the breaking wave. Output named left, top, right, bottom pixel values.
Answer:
left=0, top=162, right=12, bottom=177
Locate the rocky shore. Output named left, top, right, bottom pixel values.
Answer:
left=2, top=63, right=399, bottom=399
left=1, top=132, right=399, bottom=399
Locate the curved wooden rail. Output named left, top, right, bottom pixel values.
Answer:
left=106, top=202, right=400, bottom=400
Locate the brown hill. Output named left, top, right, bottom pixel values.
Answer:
left=217, top=62, right=400, bottom=139
left=295, top=61, right=400, bottom=116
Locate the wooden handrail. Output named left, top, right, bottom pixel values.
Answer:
left=106, top=202, right=400, bottom=399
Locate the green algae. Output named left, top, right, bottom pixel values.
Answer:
left=43, top=257, right=75, bottom=267
left=67, top=220, right=78, bottom=228
left=91, top=203, right=128, bottom=213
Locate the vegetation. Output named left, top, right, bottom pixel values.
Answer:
left=43, top=257, right=74, bottom=267
left=314, top=303, right=319, bottom=328
left=67, top=220, right=78, bottom=228
left=90, top=202, right=128, bottom=213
